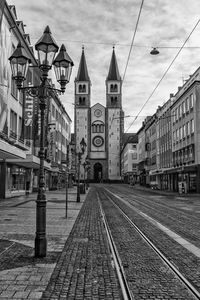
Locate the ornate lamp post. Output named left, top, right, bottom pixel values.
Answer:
left=9, top=26, right=73, bottom=258
left=76, top=138, right=86, bottom=203
left=82, top=161, right=87, bottom=194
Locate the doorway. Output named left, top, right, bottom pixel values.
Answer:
left=94, top=163, right=103, bottom=182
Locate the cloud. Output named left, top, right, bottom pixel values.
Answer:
left=9, top=0, right=200, bottom=132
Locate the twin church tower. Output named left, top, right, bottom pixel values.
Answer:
left=74, top=47, right=124, bottom=182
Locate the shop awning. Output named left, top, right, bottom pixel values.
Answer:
left=6, top=154, right=51, bottom=170
left=0, top=140, right=26, bottom=160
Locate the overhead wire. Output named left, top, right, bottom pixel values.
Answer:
left=125, top=18, right=200, bottom=133
left=122, top=0, right=145, bottom=82
left=110, top=0, right=144, bottom=126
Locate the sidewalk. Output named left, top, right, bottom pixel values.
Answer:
left=0, top=187, right=86, bottom=299
left=128, top=183, right=200, bottom=198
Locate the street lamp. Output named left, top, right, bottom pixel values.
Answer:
left=76, top=138, right=86, bottom=203
left=83, top=155, right=90, bottom=190
left=9, top=26, right=73, bottom=258
left=82, top=161, right=87, bottom=194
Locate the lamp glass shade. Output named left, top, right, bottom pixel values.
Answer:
left=9, top=42, right=30, bottom=81
left=10, top=56, right=29, bottom=80
left=53, top=44, right=73, bottom=86
left=35, top=26, right=59, bottom=69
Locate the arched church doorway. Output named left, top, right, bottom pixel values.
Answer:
left=94, top=163, right=103, bottom=183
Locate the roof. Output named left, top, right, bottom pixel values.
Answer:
left=76, top=47, right=90, bottom=81
left=122, top=133, right=138, bottom=145
left=107, top=47, right=121, bottom=81
left=121, top=133, right=138, bottom=154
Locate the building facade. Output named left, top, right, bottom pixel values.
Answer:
left=74, top=47, right=124, bottom=182
left=121, top=133, right=138, bottom=184
left=0, top=3, right=72, bottom=198
left=137, top=66, right=200, bottom=193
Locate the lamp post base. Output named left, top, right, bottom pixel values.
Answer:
left=35, top=197, right=47, bottom=258
left=77, top=194, right=80, bottom=202
left=35, top=236, right=47, bottom=258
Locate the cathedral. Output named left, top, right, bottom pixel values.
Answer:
left=74, top=47, right=124, bottom=182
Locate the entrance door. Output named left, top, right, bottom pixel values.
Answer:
left=94, top=163, right=103, bottom=182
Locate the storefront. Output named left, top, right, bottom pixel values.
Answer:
left=164, top=164, right=200, bottom=193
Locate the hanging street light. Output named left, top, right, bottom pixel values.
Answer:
left=150, top=47, right=160, bottom=55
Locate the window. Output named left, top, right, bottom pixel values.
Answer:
left=179, top=127, right=182, bottom=141
left=114, top=84, right=118, bottom=92
left=182, top=101, right=185, bottom=115
left=183, top=124, right=186, bottom=138
left=11, top=77, right=18, bottom=99
left=185, top=98, right=189, bottom=112
left=111, top=96, right=117, bottom=104
left=52, top=104, right=55, bottom=117
left=190, top=94, right=194, bottom=109
left=132, top=153, right=137, bottom=160
left=10, top=44, right=18, bottom=100
left=175, top=108, right=178, bottom=121
left=186, top=121, right=190, bottom=136
left=10, top=110, right=17, bottom=137
left=190, top=119, right=194, bottom=134
left=79, top=97, right=85, bottom=105
left=18, top=117, right=23, bottom=140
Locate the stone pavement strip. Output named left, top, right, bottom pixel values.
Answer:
left=0, top=188, right=86, bottom=300
left=41, top=187, right=121, bottom=300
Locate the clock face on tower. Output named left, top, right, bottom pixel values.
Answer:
left=93, top=136, right=104, bottom=147
left=94, top=109, right=102, bottom=118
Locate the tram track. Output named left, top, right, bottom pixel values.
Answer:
left=97, top=187, right=200, bottom=300
left=106, top=186, right=200, bottom=246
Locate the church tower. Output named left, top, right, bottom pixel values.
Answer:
left=106, top=47, right=123, bottom=180
left=74, top=47, right=91, bottom=180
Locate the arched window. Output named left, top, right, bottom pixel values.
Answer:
left=92, top=124, right=97, bottom=133
left=82, top=84, right=86, bottom=92
left=79, top=97, right=85, bottom=105
left=100, top=124, right=104, bottom=133
left=114, top=84, right=118, bottom=92
left=92, top=121, right=104, bottom=133
left=110, top=84, right=114, bottom=92
left=111, top=97, right=117, bottom=104
left=78, top=85, right=82, bottom=93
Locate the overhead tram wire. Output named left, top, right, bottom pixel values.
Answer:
left=125, top=18, right=200, bottom=133
left=28, top=37, right=200, bottom=49
left=122, top=0, right=144, bottom=83
left=110, top=0, right=144, bottom=126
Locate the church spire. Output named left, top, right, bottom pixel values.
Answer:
left=107, top=47, right=121, bottom=81
left=76, top=46, right=90, bottom=81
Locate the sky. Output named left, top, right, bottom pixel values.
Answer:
left=8, top=0, right=200, bottom=133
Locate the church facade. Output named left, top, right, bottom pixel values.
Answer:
left=74, top=47, right=124, bottom=182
